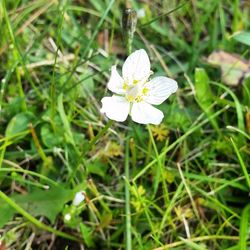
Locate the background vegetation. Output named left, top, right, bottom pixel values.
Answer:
left=0, top=0, right=250, bottom=249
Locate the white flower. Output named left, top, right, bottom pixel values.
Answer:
left=72, top=191, right=85, bottom=206
left=100, top=49, right=178, bottom=125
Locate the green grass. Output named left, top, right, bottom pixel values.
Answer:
left=0, top=0, right=250, bottom=249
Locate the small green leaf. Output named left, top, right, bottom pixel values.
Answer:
left=87, top=160, right=108, bottom=177
left=195, top=68, right=213, bottom=108
left=6, top=186, right=75, bottom=223
left=57, top=94, right=75, bottom=146
left=232, top=31, right=250, bottom=46
left=80, top=222, right=94, bottom=247
left=0, top=203, right=15, bottom=228
left=99, top=212, right=112, bottom=229
left=41, top=124, right=64, bottom=148
left=79, top=73, right=94, bottom=98
left=5, top=112, right=36, bottom=137
left=195, top=68, right=219, bottom=132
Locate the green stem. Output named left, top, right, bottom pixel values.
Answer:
left=147, top=125, right=169, bottom=201
left=0, top=191, right=81, bottom=242
left=125, top=137, right=132, bottom=250
left=230, top=138, right=250, bottom=189
left=153, top=235, right=239, bottom=250
left=2, top=0, right=27, bottom=111
left=51, top=3, right=66, bottom=120
left=88, top=120, right=114, bottom=150
left=133, top=105, right=229, bottom=181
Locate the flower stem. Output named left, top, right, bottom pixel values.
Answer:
left=125, top=136, right=132, bottom=250
left=0, top=190, right=81, bottom=242
left=122, top=4, right=137, bottom=55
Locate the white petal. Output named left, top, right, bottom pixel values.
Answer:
left=100, top=96, right=129, bottom=122
left=73, top=191, right=85, bottom=206
left=122, top=49, right=151, bottom=82
left=145, top=76, right=178, bottom=105
left=131, top=102, right=163, bottom=125
left=107, top=65, right=125, bottom=94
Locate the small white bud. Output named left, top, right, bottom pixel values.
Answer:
left=72, top=191, right=85, bottom=206
left=137, top=9, right=146, bottom=19
left=64, top=213, right=71, bottom=221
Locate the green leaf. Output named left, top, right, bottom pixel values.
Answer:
left=242, top=76, right=250, bottom=107
left=0, top=203, right=15, bottom=228
left=87, top=160, right=108, bottom=177
left=5, top=112, right=36, bottom=137
left=195, top=68, right=219, bottom=133
left=57, top=94, right=75, bottom=146
left=80, top=222, right=94, bottom=247
left=79, top=74, right=94, bottom=98
left=150, top=22, right=168, bottom=36
left=180, top=237, right=208, bottom=250
left=195, top=68, right=213, bottom=108
left=41, top=123, right=64, bottom=148
left=99, top=212, right=112, bottom=229
left=239, top=204, right=250, bottom=250
left=0, top=186, right=74, bottom=225
left=232, top=31, right=250, bottom=46
left=89, top=0, right=106, bottom=12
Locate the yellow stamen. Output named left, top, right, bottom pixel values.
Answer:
left=142, top=87, right=149, bottom=95
left=135, top=96, right=143, bottom=102
left=123, top=83, right=128, bottom=90
left=127, top=95, right=135, bottom=102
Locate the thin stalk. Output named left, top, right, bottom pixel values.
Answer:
left=2, top=0, right=27, bottom=111
left=147, top=125, right=169, bottom=201
left=0, top=166, right=58, bottom=186
left=230, top=138, right=250, bottom=189
left=29, top=124, right=50, bottom=166
left=125, top=136, right=132, bottom=250
left=153, top=235, right=239, bottom=250
left=88, top=120, right=114, bottom=150
left=50, top=3, right=66, bottom=120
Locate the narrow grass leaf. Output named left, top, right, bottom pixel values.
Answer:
left=239, top=204, right=250, bottom=250
left=230, top=138, right=250, bottom=189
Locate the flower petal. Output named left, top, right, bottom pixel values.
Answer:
left=73, top=191, right=85, bottom=206
left=122, top=49, right=151, bottom=82
left=131, top=102, right=163, bottom=125
left=100, top=96, right=129, bottom=122
left=144, top=76, right=178, bottom=105
left=107, top=65, right=125, bottom=94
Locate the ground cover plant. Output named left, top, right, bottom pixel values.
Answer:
left=0, top=0, right=250, bottom=249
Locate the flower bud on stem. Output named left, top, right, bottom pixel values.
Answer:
left=122, top=6, right=137, bottom=55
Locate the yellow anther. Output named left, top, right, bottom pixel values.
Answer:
left=135, top=96, right=143, bottom=102
left=142, top=87, right=149, bottom=95
left=127, top=95, right=135, bottom=102
left=123, top=83, right=128, bottom=90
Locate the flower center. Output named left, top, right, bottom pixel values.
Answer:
left=124, top=82, right=149, bottom=103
